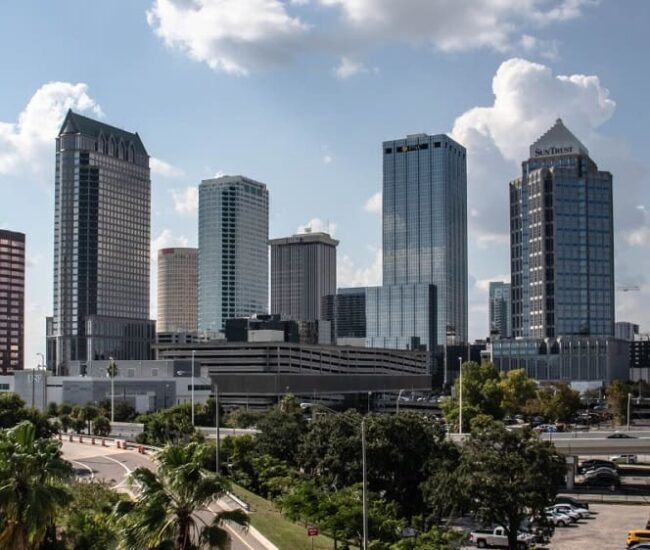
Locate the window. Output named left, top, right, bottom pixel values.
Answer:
left=127, top=368, right=135, bottom=378
left=434, top=142, right=441, bottom=148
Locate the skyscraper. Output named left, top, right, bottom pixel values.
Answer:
left=321, top=287, right=367, bottom=340
left=489, top=282, right=511, bottom=339
left=510, top=119, right=614, bottom=338
left=0, top=230, right=25, bottom=371
left=51, top=111, right=154, bottom=367
left=157, top=248, right=198, bottom=333
left=375, top=132, right=468, bottom=346
left=198, top=176, right=269, bottom=332
left=270, top=231, right=338, bottom=322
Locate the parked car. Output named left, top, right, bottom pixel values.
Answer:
left=469, top=527, right=535, bottom=549
left=546, top=505, right=580, bottom=522
left=611, top=454, right=638, bottom=464
left=584, top=466, right=619, bottom=478
left=552, top=503, right=591, bottom=519
left=583, top=473, right=621, bottom=489
left=555, top=495, right=589, bottom=510
left=628, top=530, right=650, bottom=547
left=608, top=432, right=637, bottom=439
left=545, top=511, right=572, bottom=527
left=629, top=544, right=650, bottom=550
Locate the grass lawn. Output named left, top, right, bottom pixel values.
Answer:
left=231, top=484, right=346, bottom=550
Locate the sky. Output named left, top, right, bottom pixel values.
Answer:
left=1, top=0, right=649, bottom=366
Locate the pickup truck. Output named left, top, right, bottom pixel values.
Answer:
left=469, top=526, right=535, bottom=549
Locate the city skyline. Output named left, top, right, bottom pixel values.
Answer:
left=0, top=1, right=649, bottom=364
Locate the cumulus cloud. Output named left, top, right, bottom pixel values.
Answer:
left=333, top=56, right=376, bottom=79
left=146, top=0, right=309, bottom=75
left=296, top=217, right=337, bottom=236
left=363, top=191, right=382, bottom=215
left=338, top=247, right=382, bottom=288
left=320, top=0, right=590, bottom=52
left=151, top=157, right=184, bottom=178
left=171, top=186, right=199, bottom=215
left=146, top=0, right=594, bottom=75
left=0, top=82, right=102, bottom=175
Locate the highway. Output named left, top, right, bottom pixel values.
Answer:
left=61, top=440, right=272, bottom=550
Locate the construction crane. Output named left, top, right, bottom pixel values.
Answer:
left=617, top=286, right=640, bottom=292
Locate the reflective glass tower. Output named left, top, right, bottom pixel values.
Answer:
left=489, top=282, right=512, bottom=339
left=52, top=111, right=154, bottom=368
left=198, top=176, right=269, bottom=332
left=381, top=133, right=468, bottom=345
left=510, top=119, right=614, bottom=338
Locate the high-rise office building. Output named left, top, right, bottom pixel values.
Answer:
left=510, top=119, right=614, bottom=338
left=198, top=176, right=269, bottom=332
left=51, top=111, right=154, bottom=368
left=368, top=132, right=468, bottom=350
left=0, top=230, right=25, bottom=371
left=157, top=248, right=198, bottom=333
left=270, top=231, right=338, bottom=322
left=321, top=287, right=367, bottom=339
left=615, top=321, right=640, bottom=342
left=489, top=282, right=512, bottom=339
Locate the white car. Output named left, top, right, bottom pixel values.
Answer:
left=555, top=503, right=591, bottom=519
left=546, top=505, right=580, bottom=522
left=610, top=454, right=638, bottom=464
left=546, top=511, right=572, bottom=527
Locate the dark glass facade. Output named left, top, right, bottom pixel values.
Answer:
left=320, top=287, right=367, bottom=339
left=0, top=230, right=25, bottom=371
left=510, top=119, right=614, bottom=338
left=52, top=111, right=153, bottom=367
left=382, top=133, right=467, bottom=345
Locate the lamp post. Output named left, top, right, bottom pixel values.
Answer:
left=215, top=382, right=220, bottom=473
left=108, top=357, right=117, bottom=423
left=627, top=392, right=632, bottom=431
left=458, top=357, right=464, bottom=435
left=300, top=402, right=369, bottom=550
left=191, top=350, right=196, bottom=425
left=396, top=388, right=406, bottom=413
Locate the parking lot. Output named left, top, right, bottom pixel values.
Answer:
left=547, top=503, right=650, bottom=550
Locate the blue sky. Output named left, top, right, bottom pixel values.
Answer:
left=1, top=0, right=649, bottom=365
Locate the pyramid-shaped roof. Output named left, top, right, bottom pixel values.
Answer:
left=530, top=118, right=588, bottom=159
left=58, top=110, right=148, bottom=156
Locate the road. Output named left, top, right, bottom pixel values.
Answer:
left=61, top=440, right=271, bottom=550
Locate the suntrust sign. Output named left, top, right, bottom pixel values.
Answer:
left=533, top=145, right=574, bottom=157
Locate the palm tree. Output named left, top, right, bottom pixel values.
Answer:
left=0, top=420, right=72, bottom=549
left=117, top=442, right=249, bottom=550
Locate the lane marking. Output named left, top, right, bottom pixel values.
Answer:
left=71, top=459, right=95, bottom=480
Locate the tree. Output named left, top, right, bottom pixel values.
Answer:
left=0, top=421, right=72, bottom=549
left=607, top=380, right=632, bottom=424
left=59, top=480, right=123, bottom=550
left=138, top=403, right=200, bottom=446
left=0, top=392, right=57, bottom=438
left=524, top=382, right=582, bottom=423
left=114, top=400, right=137, bottom=422
left=459, top=420, right=565, bottom=550
left=46, top=402, right=60, bottom=418
left=221, top=435, right=258, bottom=489
left=116, top=442, right=249, bottom=550
left=224, top=408, right=264, bottom=429
left=255, top=394, right=307, bottom=466
left=93, top=415, right=111, bottom=436
left=441, top=362, right=504, bottom=431
left=498, top=369, right=537, bottom=416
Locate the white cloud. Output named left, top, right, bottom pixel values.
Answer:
left=296, top=217, right=337, bottom=236
left=320, top=0, right=591, bottom=53
left=323, top=154, right=332, bottom=164
left=171, top=186, right=199, bottom=215
left=333, top=56, right=375, bottom=79
left=0, top=81, right=102, bottom=175
left=150, top=156, right=184, bottom=178
left=146, top=0, right=309, bottom=75
left=363, top=191, right=382, bottom=215
left=338, top=247, right=382, bottom=288
left=625, top=206, right=650, bottom=247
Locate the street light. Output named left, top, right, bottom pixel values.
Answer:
left=396, top=388, right=406, bottom=413
left=627, top=392, right=632, bottom=432
left=458, top=357, right=463, bottom=435
left=191, top=350, right=196, bottom=425
left=215, top=382, right=220, bottom=474
left=300, top=402, right=369, bottom=550
left=107, top=357, right=117, bottom=423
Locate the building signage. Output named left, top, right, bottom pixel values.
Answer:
left=533, top=145, right=574, bottom=157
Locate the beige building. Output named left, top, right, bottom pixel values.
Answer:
left=157, top=248, right=198, bottom=333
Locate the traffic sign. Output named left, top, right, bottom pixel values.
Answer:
left=307, top=527, right=319, bottom=537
